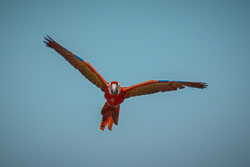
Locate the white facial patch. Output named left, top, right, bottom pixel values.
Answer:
left=111, top=84, right=117, bottom=93
left=109, top=82, right=120, bottom=95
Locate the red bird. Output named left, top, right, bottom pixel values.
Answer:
left=44, top=36, right=207, bottom=131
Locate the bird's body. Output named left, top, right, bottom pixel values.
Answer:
left=101, top=82, right=124, bottom=130
left=105, top=86, right=125, bottom=107
left=44, top=36, right=207, bottom=131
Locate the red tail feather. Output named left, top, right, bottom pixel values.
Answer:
left=100, top=102, right=120, bottom=131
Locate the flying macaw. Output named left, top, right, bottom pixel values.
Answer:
left=44, top=36, right=207, bottom=131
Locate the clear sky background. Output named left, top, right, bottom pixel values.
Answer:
left=1, top=0, right=250, bottom=167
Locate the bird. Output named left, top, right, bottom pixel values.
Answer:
left=44, top=36, right=207, bottom=131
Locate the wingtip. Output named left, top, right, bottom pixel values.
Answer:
left=44, top=35, right=54, bottom=42
left=43, top=35, right=55, bottom=48
left=192, top=82, right=208, bottom=89
left=43, top=40, right=48, bottom=45
left=181, top=81, right=208, bottom=89
left=201, top=82, right=208, bottom=89
left=46, top=35, right=53, bottom=41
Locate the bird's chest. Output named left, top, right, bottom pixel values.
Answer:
left=104, top=91, right=125, bottom=106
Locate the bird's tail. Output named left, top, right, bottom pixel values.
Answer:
left=100, top=102, right=120, bottom=131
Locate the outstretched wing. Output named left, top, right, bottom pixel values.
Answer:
left=123, top=80, right=207, bottom=99
left=44, top=36, right=108, bottom=92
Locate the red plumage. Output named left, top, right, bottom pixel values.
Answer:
left=44, top=36, right=207, bottom=131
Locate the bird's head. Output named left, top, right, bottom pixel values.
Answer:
left=109, top=81, right=120, bottom=95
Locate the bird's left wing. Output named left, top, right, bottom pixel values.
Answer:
left=123, top=80, right=207, bottom=99
left=44, top=36, right=108, bottom=92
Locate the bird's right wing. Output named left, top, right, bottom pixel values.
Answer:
left=44, top=36, right=108, bottom=92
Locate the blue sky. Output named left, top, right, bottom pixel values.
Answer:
left=0, top=0, right=250, bottom=167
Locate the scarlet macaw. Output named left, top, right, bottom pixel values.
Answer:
left=44, top=36, right=207, bottom=131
